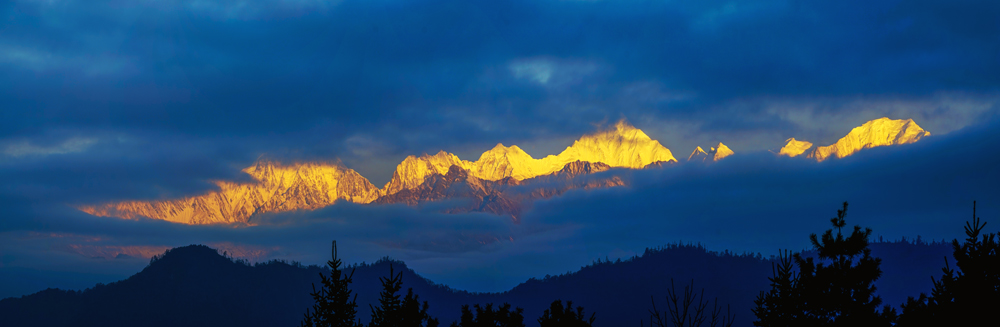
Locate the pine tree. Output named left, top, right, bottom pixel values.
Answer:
left=898, top=201, right=1000, bottom=326
left=369, top=264, right=403, bottom=327
left=370, top=263, right=439, bottom=327
left=538, top=300, right=595, bottom=327
left=752, top=250, right=799, bottom=327
left=753, top=202, right=895, bottom=327
left=301, top=241, right=362, bottom=327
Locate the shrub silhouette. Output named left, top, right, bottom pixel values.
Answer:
left=450, top=303, right=525, bottom=327
left=647, top=279, right=734, bottom=327
left=753, top=202, right=895, bottom=326
left=301, top=241, right=362, bottom=327
left=537, top=300, right=595, bottom=327
left=897, top=201, right=1000, bottom=326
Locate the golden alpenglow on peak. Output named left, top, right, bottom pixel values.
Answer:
left=472, top=143, right=551, bottom=180
left=81, top=120, right=680, bottom=224
left=553, top=120, right=677, bottom=168
left=380, top=119, right=676, bottom=195
left=712, top=143, right=734, bottom=161
left=779, top=138, right=814, bottom=157
left=687, top=142, right=733, bottom=162
left=382, top=151, right=466, bottom=196
left=688, top=146, right=709, bottom=161
left=80, top=161, right=380, bottom=225
left=808, top=117, right=930, bottom=162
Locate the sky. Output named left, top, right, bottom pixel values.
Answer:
left=1, top=0, right=999, bottom=299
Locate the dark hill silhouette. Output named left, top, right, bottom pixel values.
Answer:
left=0, top=241, right=952, bottom=327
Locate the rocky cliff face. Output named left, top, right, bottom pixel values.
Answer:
left=80, top=161, right=380, bottom=224
left=374, top=160, right=624, bottom=218
left=381, top=151, right=466, bottom=196
left=374, top=165, right=523, bottom=217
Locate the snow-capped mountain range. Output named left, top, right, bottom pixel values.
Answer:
left=80, top=118, right=930, bottom=225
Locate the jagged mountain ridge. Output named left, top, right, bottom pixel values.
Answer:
left=383, top=120, right=676, bottom=194
left=374, top=160, right=625, bottom=218
left=81, top=118, right=929, bottom=225
left=687, top=142, right=734, bottom=162
left=778, top=138, right=814, bottom=157
left=81, top=162, right=380, bottom=224
left=778, top=117, right=930, bottom=161
left=81, top=121, right=672, bottom=224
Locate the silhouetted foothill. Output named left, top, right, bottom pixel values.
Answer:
left=897, top=201, right=1000, bottom=326
left=0, top=239, right=959, bottom=327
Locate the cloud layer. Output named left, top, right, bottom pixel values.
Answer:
left=3, top=116, right=998, bottom=298
left=1, top=0, right=999, bottom=299
left=2, top=0, right=998, bottom=184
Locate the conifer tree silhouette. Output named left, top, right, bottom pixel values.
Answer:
left=752, top=250, right=799, bottom=326
left=369, top=264, right=403, bottom=327
left=753, top=202, right=895, bottom=327
left=401, top=288, right=440, bottom=327
left=301, top=241, right=362, bottom=327
left=369, top=263, right=439, bottom=327
left=898, top=201, right=1000, bottom=326
left=537, top=300, right=595, bottom=327
left=450, top=303, right=525, bottom=327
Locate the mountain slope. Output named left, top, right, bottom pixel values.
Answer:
left=380, top=120, right=675, bottom=197
left=80, top=161, right=381, bottom=224
left=79, top=118, right=930, bottom=224
left=688, top=146, right=709, bottom=161
left=778, top=138, right=814, bottom=157
left=375, top=161, right=625, bottom=217
left=0, top=242, right=955, bottom=327
left=808, top=117, right=930, bottom=161
left=687, top=143, right=734, bottom=162
left=712, top=143, right=734, bottom=161
left=83, top=121, right=674, bottom=224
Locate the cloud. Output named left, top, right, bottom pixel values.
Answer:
left=1, top=0, right=996, bottom=177
left=510, top=59, right=554, bottom=84
left=2, top=137, right=97, bottom=157
left=3, top=116, right=999, bottom=298
left=508, top=58, right=599, bottom=87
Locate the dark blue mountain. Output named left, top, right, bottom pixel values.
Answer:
left=0, top=241, right=952, bottom=327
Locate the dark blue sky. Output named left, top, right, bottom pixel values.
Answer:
left=1, top=0, right=999, bottom=298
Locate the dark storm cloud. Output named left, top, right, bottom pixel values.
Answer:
left=2, top=0, right=999, bottom=184
left=0, top=132, right=256, bottom=206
